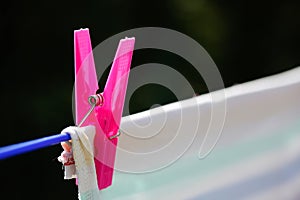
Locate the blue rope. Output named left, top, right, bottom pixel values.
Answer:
left=0, top=133, right=71, bottom=160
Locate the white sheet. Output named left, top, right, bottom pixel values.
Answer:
left=100, top=67, right=300, bottom=200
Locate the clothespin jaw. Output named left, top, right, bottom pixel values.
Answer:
left=94, top=37, right=135, bottom=188
left=74, top=28, right=135, bottom=189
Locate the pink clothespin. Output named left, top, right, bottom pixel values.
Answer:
left=74, top=28, right=135, bottom=189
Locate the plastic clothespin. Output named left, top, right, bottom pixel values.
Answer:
left=74, top=28, right=135, bottom=189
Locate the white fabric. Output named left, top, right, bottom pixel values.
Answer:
left=100, top=66, right=300, bottom=199
left=58, top=150, right=76, bottom=179
left=59, top=126, right=101, bottom=200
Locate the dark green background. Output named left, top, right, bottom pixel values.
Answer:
left=1, top=1, right=299, bottom=199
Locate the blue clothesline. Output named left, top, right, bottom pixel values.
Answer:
left=0, top=133, right=71, bottom=160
